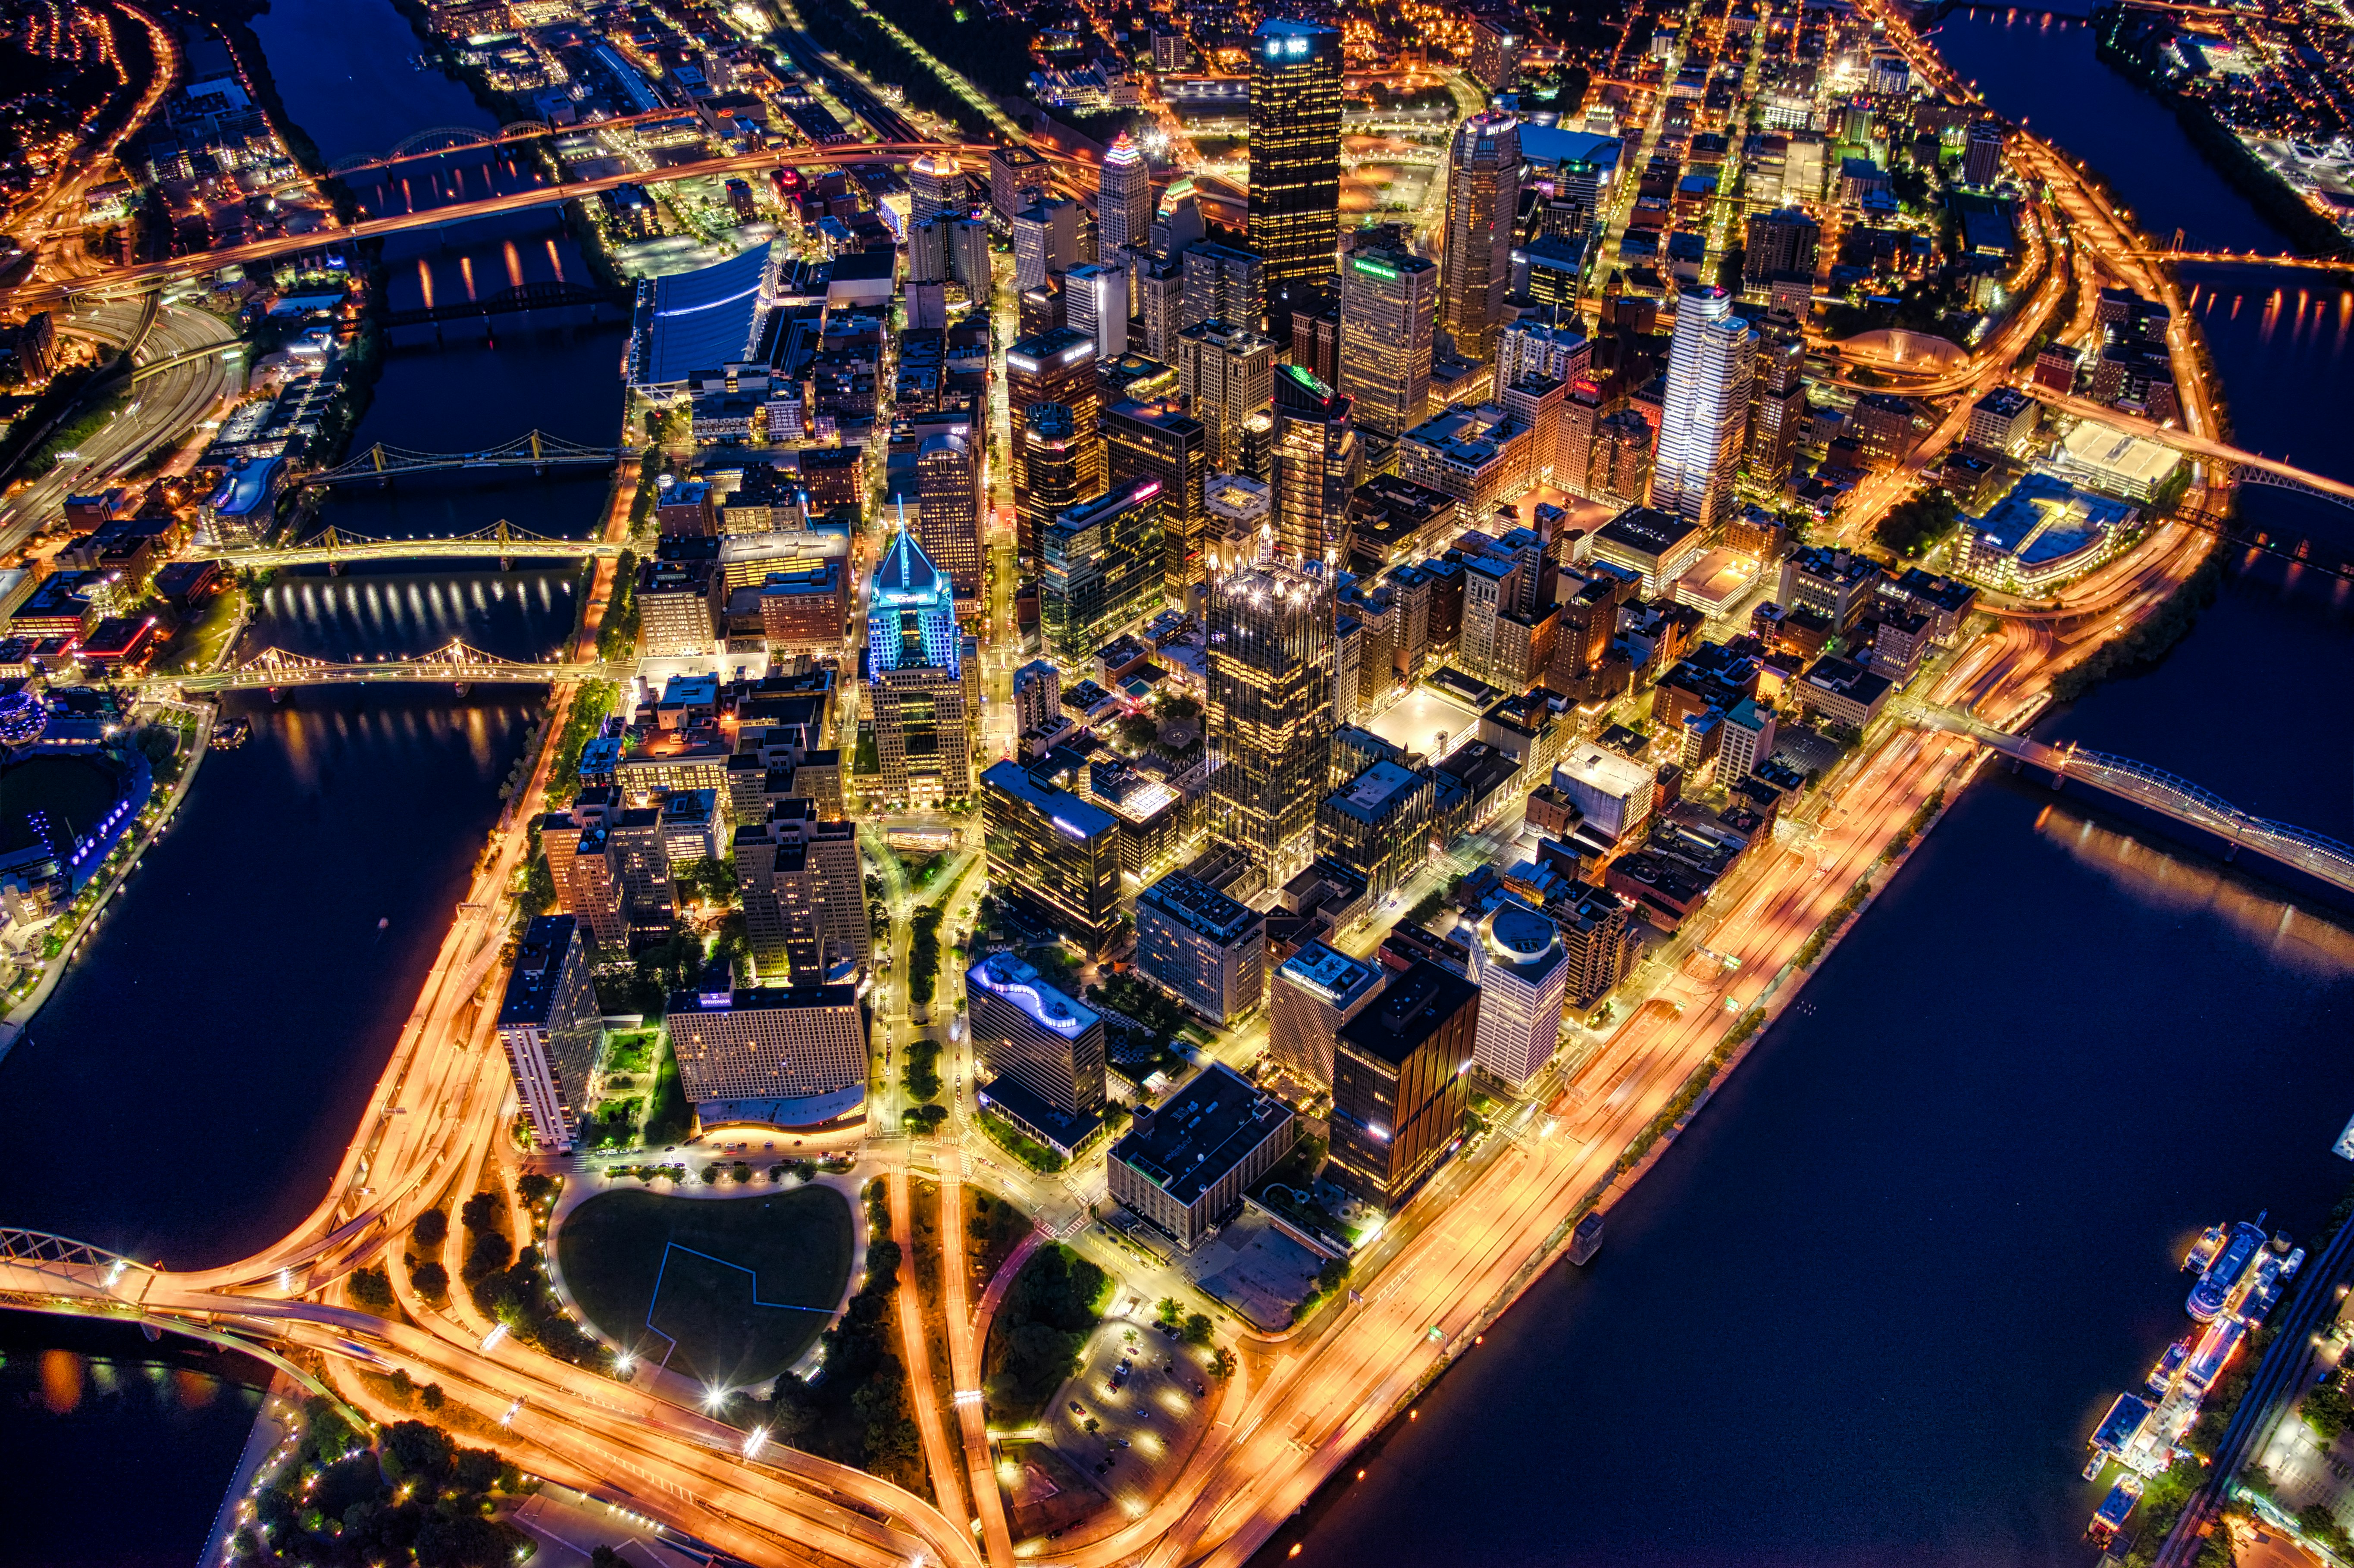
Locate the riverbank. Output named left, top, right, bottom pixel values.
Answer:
left=2090, top=5, right=2354, bottom=258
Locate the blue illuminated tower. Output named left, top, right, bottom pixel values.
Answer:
left=867, top=523, right=969, bottom=804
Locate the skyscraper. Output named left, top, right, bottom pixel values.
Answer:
left=1468, top=899, right=1570, bottom=1086
left=1248, top=19, right=1343, bottom=288
left=1013, top=197, right=1082, bottom=290
left=1177, top=318, right=1277, bottom=474
left=1098, top=130, right=1152, bottom=256
left=1439, top=112, right=1522, bottom=362
left=1205, top=556, right=1336, bottom=885
left=1652, top=285, right=1756, bottom=533
left=1743, top=207, right=1821, bottom=289
left=497, top=914, right=603, bottom=1151
left=910, top=153, right=969, bottom=224
left=1181, top=242, right=1267, bottom=333
left=1041, top=476, right=1168, bottom=660
left=1105, top=396, right=1209, bottom=591
left=1336, top=244, right=1437, bottom=437
left=1270, top=364, right=1359, bottom=564
left=916, top=433, right=981, bottom=604
left=1065, top=258, right=1130, bottom=360
left=867, top=529, right=970, bottom=806
left=968, top=951, right=1108, bottom=1116
left=1008, top=327, right=1106, bottom=498
left=1963, top=119, right=2005, bottom=188
left=1330, top=959, right=1477, bottom=1208
left=1017, top=401, right=1084, bottom=563
left=1747, top=320, right=1807, bottom=483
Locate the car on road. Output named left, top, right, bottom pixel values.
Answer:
left=1069, top=1401, right=1085, bottom=1415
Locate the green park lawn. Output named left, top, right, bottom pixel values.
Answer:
left=554, top=1187, right=855, bottom=1388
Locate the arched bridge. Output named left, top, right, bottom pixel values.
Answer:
left=299, top=430, right=620, bottom=487
left=122, top=639, right=623, bottom=694
left=2039, top=391, right=2354, bottom=511
left=209, top=518, right=629, bottom=568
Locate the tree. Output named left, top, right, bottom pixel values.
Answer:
left=347, top=1267, right=395, bottom=1313
left=458, top=1192, right=503, bottom=1236
left=732, top=1161, right=752, bottom=1183
left=1182, top=1313, right=1215, bottom=1346
left=592, top=1549, right=626, bottom=1568
left=517, top=1173, right=557, bottom=1210
left=1156, top=1296, right=1182, bottom=1327
left=413, top=1208, right=448, bottom=1249
left=411, top=1261, right=449, bottom=1301
left=703, top=1163, right=724, bottom=1185
left=1210, top=1346, right=1237, bottom=1380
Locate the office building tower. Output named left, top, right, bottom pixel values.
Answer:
left=1747, top=321, right=1806, bottom=482
left=867, top=529, right=970, bottom=806
left=1017, top=401, right=1085, bottom=562
left=908, top=217, right=950, bottom=286
left=1041, top=477, right=1168, bottom=660
left=1469, top=899, right=1570, bottom=1086
left=1014, top=197, right=1082, bottom=290
left=1316, top=759, right=1434, bottom=901
left=1556, top=882, right=1634, bottom=1009
left=968, top=951, right=1107, bottom=1115
left=1330, top=959, right=1477, bottom=1208
left=1099, top=131, right=1152, bottom=255
left=1105, top=396, right=1209, bottom=590
left=1248, top=19, right=1343, bottom=288
left=1653, top=285, right=1756, bottom=533
left=1592, top=409, right=1655, bottom=506
left=916, top=432, right=982, bottom=603
left=989, top=144, right=1049, bottom=220
left=1101, top=352, right=1179, bottom=404
left=980, top=759, right=1123, bottom=947
left=1439, top=112, right=1521, bottom=361
left=1135, top=868, right=1267, bottom=1025
left=1182, top=242, right=1267, bottom=332
left=1742, top=207, right=1820, bottom=289
left=1012, top=658, right=1061, bottom=734
left=664, top=981, right=867, bottom=1128
left=1009, top=327, right=1107, bottom=498
left=1270, top=365, right=1359, bottom=563
left=1496, top=316, right=1591, bottom=392
left=1204, top=471, right=1274, bottom=573
left=497, top=914, right=603, bottom=1150
left=1139, top=259, right=1185, bottom=361
left=637, top=557, right=718, bottom=658
left=1288, top=282, right=1340, bottom=385
left=1468, top=17, right=1522, bottom=90
left=1205, top=557, right=1335, bottom=885
left=1336, top=245, right=1437, bottom=437
left=911, top=153, right=968, bottom=223
left=607, top=807, right=674, bottom=944
left=1269, top=939, right=1382, bottom=1089
left=1177, top=319, right=1278, bottom=475
left=948, top=218, right=991, bottom=298
left=1066, top=258, right=1131, bottom=360
left=1963, top=119, right=2005, bottom=188
left=1108, top=1063, right=1296, bottom=1247
left=1716, top=695, right=1776, bottom=782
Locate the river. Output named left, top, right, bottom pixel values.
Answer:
left=0, top=3, right=624, bottom=1557
left=1255, top=16, right=2354, bottom=1568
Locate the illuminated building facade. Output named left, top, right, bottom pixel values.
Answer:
left=1270, top=365, right=1359, bottom=564
left=979, top=759, right=1124, bottom=949
left=1041, top=477, right=1168, bottom=661
left=1336, top=245, right=1437, bottom=437
left=1468, top=899, right=1570, bottom=1086
left=967, top=951, right=1107, bottom=1114
left=1248, top=19, right=1343, bottom=287
left=1653, top=285, right=1756, bottom=532
left=496, top=914, right=604, bottom=1151
left=1205, top=557, right=1336, bottom=886
left=867, top=529, right=970, bottom=805
left=1440, top=113, right=1522, bottom=361
left=1330, top=959, right=1477, bottom=1208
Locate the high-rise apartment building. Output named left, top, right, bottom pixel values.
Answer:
left=967, top=951, right=1108, bottom=1115
left=915, top=432, right=982, bottom=603
left=1963, top=119, right=2005, bottom=188
left=1747, top=321, right=1807, bottom=482
left=1270, top=365, right=1359, bottom=563
left=1177, top=319, right=1278, bottom=479
left=1013, top=197, right=1082, bottom=290
left=1041, top=476, right=1168, bottom=660
left=1098, top=131, right=1152, bottom=256
left=1440, top=113, right=1521, bottom=361
left=1496, top=315, right=1592, bottom=391
left=1139, top=259, right=1185, bottom=360
left=735, top=799, right=869, bottom=984
left=1652, top=285, right=1756, bottom=532
left=1330, top=959, right=1477, bottom=1208
left=1011, top=659, right=1061, bottom=735
left=1268, top=939, right=1382, bottom=1089
left=1248, top=19, right=1343, bottom=288
left=867, top=529, right=970, bottom=806
left=497, top=914, right=604, bottom=1151
left=664, top=981, right=868, bottom=1128
left=1205, top=557, right=1336, bottom=885
left=1017, top=402, right=1085, bottom=563
left=1105, top=397, right=1210, bottom=591
left=980, top=759, right=1123, bottom=948
left=1468, top=899, right=1570, bottom=1086
left=1066, top=258, right=1130, bottom=360
left=1336, top=245, right=1437, bottom=437
left=1556, top=882, right=1635, bottom=1008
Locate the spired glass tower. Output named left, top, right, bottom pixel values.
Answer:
left=1098, top=131, right=1153, bottom=257
left=1652, top=285, right=1758, bottom=533
left=867, top=526, right=970, bottom=806
left=1205, top=558, right=1337, bottom=886
left=1248, top=19, right=1343, bottom=288
left=1439, top=112, right=1522, bottom=363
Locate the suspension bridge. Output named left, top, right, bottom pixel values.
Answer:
left=120, top=639, right=622, bottom=694
left=208, top=518, right=629, bottom=569
left=297, top=430, right=621, bottom=488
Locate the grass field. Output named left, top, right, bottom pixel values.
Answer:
left=554, top=1187, right=855, bottom=1387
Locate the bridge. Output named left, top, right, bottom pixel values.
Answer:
left=0, top=139, right=999, bottom=310
left=129, top=340, right=243, bottom=382
left=2041, top=391, right=2354, bottom=510
left=2132, top=247, right=2354, bottom=274
left=124, top=639, right=621, bottom=694
left=298, top=430, right=620, bottom=487
left=1945, top=719, right=2354, bottom=911
left=380, top=279, right=630, bottom=329
left=209, top=518, right=629, bottom=569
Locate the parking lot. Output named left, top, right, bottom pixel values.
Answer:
left=1035, top=1309, right=1220, bottom=1521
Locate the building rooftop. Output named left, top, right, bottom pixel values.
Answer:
left=497, top=915, right=578, bottom=1030
left=981, top=758, right=1120, bottom=839
left=1595, top=505, right=1701, bottom=558
left=1338, top=959, right=1478, bottom=1068
left=1557, top=745, right=1653, bottom=800
left=1138, top=870, right=1260, bottom=945
left=1326, top=759, right=1426, bottom=823
left=968, top=951, right=1100, bottom=1037
left=1277, top=941, right=1381, bottom=1008
left=1111, top=1062, right=1291, bottom=1207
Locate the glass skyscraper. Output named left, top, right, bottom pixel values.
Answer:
left=867, top=527, right=969, bottom=805
left=1248, top=19, right=1343, bottom=288
left=1205, top=557, right=1336, bottom=885
left=1653, top=285, right=1757, bottom=533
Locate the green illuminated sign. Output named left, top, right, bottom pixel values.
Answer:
left=1352, top=255, right=1400, bottom=281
